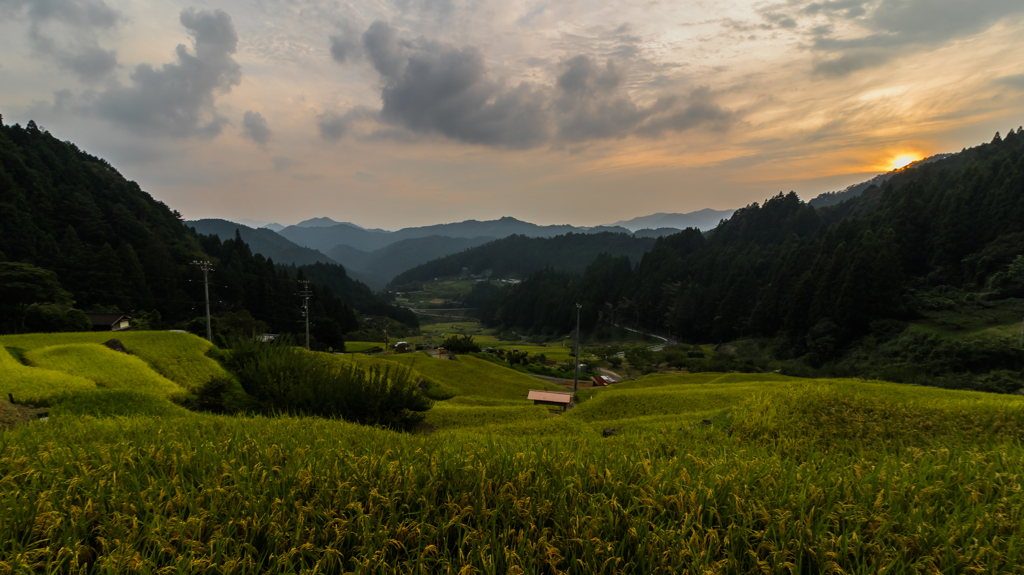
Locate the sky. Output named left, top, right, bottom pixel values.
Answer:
left=2, top=0, right=1024, bottom=230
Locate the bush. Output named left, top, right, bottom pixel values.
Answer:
left=225, top=336, right=433, bottom=430
left=442, top=334, right=481, bottom=354
left=22, top=303, right=90, bottom=333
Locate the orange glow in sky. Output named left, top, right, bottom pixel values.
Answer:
left=890, top=155, right=921, bottom=171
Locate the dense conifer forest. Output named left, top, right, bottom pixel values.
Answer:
left=389, top=232, right=658, bottom=287
left=469, top=129, right=1024, bottom=390
left=0, top=121, right=412, bottom=345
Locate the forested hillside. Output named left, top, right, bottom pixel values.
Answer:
left=489, top=129, right=1024, bottom=388
left=390, top=232, right=657, bottom=287
left=327, top=235, right=496, bottom=290
left=0, top=121, right=412, bottom=342
left=188, top=219, right=337, bottom=266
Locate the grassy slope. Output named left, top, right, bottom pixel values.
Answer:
left=25, top=344, right=187, bottom=402
left=380, top=354, right=562, bottom=400
left=910, top=298, right=1024, bottom=342
left=0, top=331, right=230, bottom=391
left=0, top=346, right=96, bottom=405
left=342, top=341, right=384, bottom=352
left=3, top=379, right=1023, bottom=573
left=4, top=333, right=1024, bottom=572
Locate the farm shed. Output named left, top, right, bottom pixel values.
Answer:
left=84, top=314, right=132, bottom=332
left=527, top=389, right=574, bottom=411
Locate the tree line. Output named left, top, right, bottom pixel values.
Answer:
left=0, top=120, right=414, bottom=343
left=473, top=128, right=1024, bottom=377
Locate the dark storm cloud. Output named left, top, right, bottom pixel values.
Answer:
left=0, top=0, right=121, bottom=82
left=92, top=9, right=241, bottom=138
left=242, top=111, right=271, bottom=146
left=325, top=22, right=738, bottom=149
left=800, top=0, right=1024, bottom=76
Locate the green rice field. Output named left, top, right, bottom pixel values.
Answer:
left=3, top=331, right=1024, bottom=573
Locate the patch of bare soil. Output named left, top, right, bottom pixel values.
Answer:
left=1, top=400, right=49, bottom=431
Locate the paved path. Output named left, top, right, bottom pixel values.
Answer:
left=599, top=368, right=623, bottom=382
left=604, top=320, right=677, bottom=351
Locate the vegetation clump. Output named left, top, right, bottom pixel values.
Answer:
left=223, top=336, right=432, bottom=430
left=441, top=334, right=481, bottom=354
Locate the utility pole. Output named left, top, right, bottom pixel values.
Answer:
left=299, top=280, right=312, bottom=350
left=574, top=303, right=581, bottom=394
left=1019, top=313, right=1023, bottom=349
left=191, top=260, right=214, bottom=342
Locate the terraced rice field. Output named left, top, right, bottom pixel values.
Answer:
left=3, top=331, right=1024, bottom=573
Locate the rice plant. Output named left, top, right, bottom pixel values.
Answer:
left=25, top=343, right=187, bottom=402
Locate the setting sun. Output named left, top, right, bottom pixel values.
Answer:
left=890, top=155, right=921, bottom=170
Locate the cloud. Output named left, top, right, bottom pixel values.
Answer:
left=329, top=21, right=361, bottom=64
left=813, top=48, right=893, bottom=76
left=763, top=12, right=798, bottom=29
left=801, top=0, right=1024, bottom=76
left=272, top=156, right=291, bottom=171
left=242, top=110, right=271, bottom=146
left=318, top=107, right=376, bottom=141
left=92, top=8, right=241, bottom=138
left=375, top=36, right=550, bottom=148
left=553, top=56, right=736, bottom=141
left=1, top=0, right=121, bottom=82
left=362, top=21, right=407, bottom=80
left=325, top=22, right=737, bottom=149
left=996, top=74, right=1024, bottom=90
left=554, top=56, right=643, bottom=141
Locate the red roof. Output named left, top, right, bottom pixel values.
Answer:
left=527, top=390, right=573, bottom=404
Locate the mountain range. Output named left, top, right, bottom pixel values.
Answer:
left=191, top=215, right=698, bottom=290
left=196, top=164, right=942, bottom=290
left=605, top=209, right=736, bottom=232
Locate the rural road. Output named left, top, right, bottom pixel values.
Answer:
left=604, top=320, right=677, bottom=352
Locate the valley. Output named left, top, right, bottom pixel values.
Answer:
left=2, top=116, right=1024, bottom=573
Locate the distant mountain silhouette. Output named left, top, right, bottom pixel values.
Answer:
left=294, top=217, right=388, bottom=232
left=327, top=235, right=496, bottom=290
left=633, top=227, right=684, bottom=238
left=390, top=232, right=659, bottom=287
left=187, top=219, right=337, bottom=266
left=278, top=216, right=633, bottom=254
left=606, top=209, right=735, bottom=232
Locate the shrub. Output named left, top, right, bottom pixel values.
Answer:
left=442, top=334, right=481, bottom=354
left=225, top=336, right=432, bottom=430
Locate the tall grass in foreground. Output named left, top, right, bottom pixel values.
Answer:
left=3, top=383, right=1024, bottom=574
